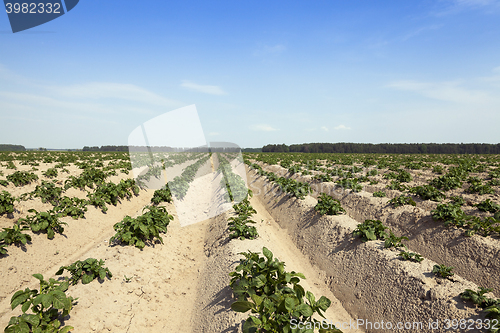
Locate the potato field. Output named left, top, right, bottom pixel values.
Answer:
left=1, top=150, right=499, bottom=332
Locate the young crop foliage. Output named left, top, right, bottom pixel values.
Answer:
left=373, top=191, right=386, bottom=197
left=314, top=193, right=345, bottom=215
left=0, top=223, right=32, bottom=255
left=7, top=171, right=39, bottom=186
left=22, top=181, right=63, bottom=206
left=475, top=199, right=500, bottom=213
left=409, top=185, right=445, bottom=202
left=399, top=251, right=423, bottom=263
left=388, top=195, right=416, bottom=208
left=430, top=175, right=463, bottom=191
left=109, top=205, right=173, bottom=249
left=19, top=209, right=67, bottom=239
left=53, top=197, right=88, bottom=220
left=56, top=258, right=112, bottom=285
left=4, top=274, right=75, bottom=333
left=352, top=219, right=389, bottom=242
left=384, top=232, right=408, bottom=249
left=229, top=247, right=340, bottom=333
left=151, top=186, right=172, bottom=205
left=386, top=180, right=407, bottom=192
left=460, top=288, right=500, bottom=332
left=43, top=168, right=58, bottom=178
left=0, top=191, right=16, bottom=215
left=432, top=264, right=454, bottom=279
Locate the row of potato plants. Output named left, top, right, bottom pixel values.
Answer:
left=352, top=219, right=500, bottom=331
left=164, top=154, right=211, bottom=200
left=245, top=154, right=500, bottom=239
left=217, top=153, right=249, bottom=203
left=229, top=247, right=342, bottom=332
left=248, top=163, right=312, bottom=200
left=245, top=153, right=499, bottom=198
left=228, top=196, right=259, bottom=240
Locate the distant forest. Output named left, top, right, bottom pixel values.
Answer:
left=83, top=146, right=129, bottom=152
left=0, top=144, right=26, bottom=151
left=262, top=143, right=500, bottom=154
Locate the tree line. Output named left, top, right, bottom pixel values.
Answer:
left=0, top=144, right=26, bottom=151
left=262, top=143, right=500, bottom=154
left=82, top=146, right=129, bottom=152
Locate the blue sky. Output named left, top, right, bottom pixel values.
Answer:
left=1, top=0, right=500, bottom=149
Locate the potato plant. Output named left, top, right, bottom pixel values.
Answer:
left=109, top=205, right=173, bottom=249
left=56, top=258, right=112, bottom=285
left=460, top=287, right=500, bottom=332
left=409, top=185, right=445, bottom=202
left=228, top=198, right=258, bottom=240
left=399, top=251, right=423, bottom=263
left=0, top=223, right=32, bottom=255
left=352, top=219, right=389, bottom=242
left=384, top=232, right=408, bottom=249
left=468, top=177, right=495, bottom=195
left=151, top=187, right=172, bottom=205
left=22, top=181, right=63, bottom=206
left=388, top=195, right=416, bottom=208
left=43, top=168, right=58, bottom=178
left=275, top=177, right=312, bottom=199
left=475, top=199, right=500, bottom=213
left=229, top=247, right=340, bottom=333
left=19, top=209, right=67, bottom=239
left=432, top=264, right=454, bottom=279
left=4, top=274, right=75, bottom=333
left=0, top=190, right=16, bottom=215
left=372, top=191, right=386, bottom=197
left=87, top=179, right=139, bottom=213
left=314, top=193, right=345, bottom=215
left=313, top=173, right=333, bottom=183
left=430, top=175, right=463, bottom=191
left=386, top=180, right=407, bottom=191
left=432, top=203, right=500, bottom=237
left=53, top=197, right=88, bottom=219
left=6, top=171, right=39, bottom=186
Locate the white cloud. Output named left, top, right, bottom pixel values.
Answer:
left=249, top=124, right=279, bottom=132
left=386, top=79, right=494, bottom=104
left=321, top=126, right=329, bottom=132
left=334, top=125, right=351, bottom=130
left=46, top=82, right=181, bottom=108
left=180, top=80, right=227, bottom=95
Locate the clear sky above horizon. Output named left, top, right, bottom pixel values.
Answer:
left=1, top=0, right=499, bottom=149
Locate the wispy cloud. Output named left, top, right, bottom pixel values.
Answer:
left=321, top=126, right=329, bottom=132
left=432, top=0, right=500, bottom=16
left=479, top=66, right=500, bottom=83
left=401, top=24, right=444, bottom=41
left=387, top=79, right=493, bottom=104
left=334, top=125, right=351, bottom=130
left=47, top=82, right=181, bottom=108
left=180, top=80, right=227, bottom=95
left=249, top=124, right=279, bottom=132
left=253, top=44, right=286, bottom=57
